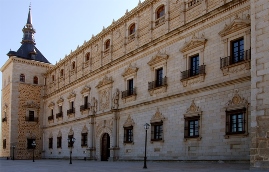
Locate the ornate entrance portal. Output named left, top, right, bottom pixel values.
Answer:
left=101, top=133, right=110, bottom=161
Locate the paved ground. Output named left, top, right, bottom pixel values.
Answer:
left=0, top=159, right=267, bottom=172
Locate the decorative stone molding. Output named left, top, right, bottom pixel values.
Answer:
left=219, top=15, right=251, bottom=38
left=80, top=86, right=91, bottom=95
left=68, top=128, right=74, bottom=136
left=111, top=89, right=120, bottom=110
left=67, top=91, right=76, bottom=101
left=122, top=64, right=138, bottom=78
left=181, top=74, right=205, bottom=87
left=180, top=35, right=207, bottom=54
left=96, top=76, right=113, bottom=89
left=221, top=60, right=251, bottom=76
left=148, top=85, right=167, bottom=96
left=122, top=95, right=136, bottom=103
left=49, top=132, right=53, bottom=138
left=23, top=101, right=40, bottom=109
left=48, top=102, right=55, bottom=109
left=91, top=97, right=98, bottom=114
left=150, top=108, right=165, bottom=123
left=99, top=89, right=110, bottom=112
left=26, top=132, right=36, bottom=139
left=57, top=97, right=64, bottom=105
left=225, top=89, right=248, bottom=111
left=147, top=52, right=169, bottom=71
left=81, top=125, right=88, bottom=134
left=123, top=115, right=135, bottom=127
left=57, top=130, right=62, bottom=137
left=95, top=119, right=113, bottom=138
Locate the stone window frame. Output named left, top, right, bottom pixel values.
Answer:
left=67, top=92, right=76, bottom=118
left=60, top=69, right=64, bottom=79
left=56, top=98, right=64, bottom=119
left=81, top=125, right=88, bottom=147
left=121, top=64, right=138, bottom=102
left=48, top=102, right=55, bottom=122
left=224, top=89, right=249, bottom=139
left=84, top=52, right=92, bottom=68
left=150, top=108, right=165, bottom=143
left=49, top=134, right=53, bottom=149
left=186, top=0, right=203, bottom=9
left=57, top=131, right=62, bottom=149
left=155, top=4, right=165, bottom=27
left=147, top=52, right=169, bottom=96
left=180, top=35, right=207, bottom=87
left=183, top=100, right=202, bottom=141
left=103, top=39, right=111, bottom=56
left=33, top=76, right=38, bottom=85
left=123, top=115, right=135, bottom=145
left=80, top=86, right=91, bottom=112
left=2, top=104, right=8, bottom=122
left=20, top=73, right=25, bottom=82
left=24, top=102, right=40, bottom=123
left=219, top=15, right=251, bottom=76
left=128, top=23, right=136, bottom=42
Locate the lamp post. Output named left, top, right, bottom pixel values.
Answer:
left=31, top=141, right=36, bottom=162
left=67, top=137, right=75, bottom=164
left=12, top=145, right=15, bottom=160
left=143, top=123, right=150, bottom=169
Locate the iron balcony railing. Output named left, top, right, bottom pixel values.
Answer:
left=220, top=49, right=251, bottom=69
left=48, top=115, right=54, bottom=121
left=148, top=77, right=167, bottom=90
left=25, top=116, right=38, bottom=122
left=56, top=112, right=63, bottom=118
left=122, top=87, right=136, bottom=99
left=155, top=16, right=165, bottom=26
left=67, top=108, right=75, bottom=115
left=181, top=65, right=206, bottom=80
left=80, top=103, right=91, bottom=111
left=2, top=117, right=7, bottom=122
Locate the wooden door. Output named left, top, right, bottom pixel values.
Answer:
left=101, top=133, right=110, bottom=161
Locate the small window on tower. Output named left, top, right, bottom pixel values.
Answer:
left=20, top=74, right=25, bottom=82
left=33, top=76, right=38, bottom=84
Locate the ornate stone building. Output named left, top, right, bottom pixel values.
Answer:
left=1, top=0, right=268, bottom=169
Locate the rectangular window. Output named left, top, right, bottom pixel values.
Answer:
left=127, top=79, right=134, bottom=95
left=29, top=111, right=35, bottom=121
left=57, top=137, right=62, bottom=148
left=68, top=135, right=74, bottom=147
left=184, top=117, right=200, bottom=138
left=70, top=102, right=74, bottom=110
left=151, top=122, right=163, bottom=141
left=190, top=55, right=199, bottom=76
left=3, top=139, right=6, bottom=149
left=124, top=126, right=133, bottom=143
left=49, top=138, right=53, bottom=149
left=84, top=96, right=88, bottom=106
left=51, top=109, right=53, bottom=116
left=81, top=133, right=88, bottom=146
left=226, top=109, right=246, bottom=135
left=231, top=38, right=244, bottom=64
left=27, top=139, right=35, bottom=149
left=59, top=106, right=62, bottom=113
left=156, top=68, right=163, bottom=87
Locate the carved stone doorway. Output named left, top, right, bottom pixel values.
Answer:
left=101, top=133, right=110, bottom=161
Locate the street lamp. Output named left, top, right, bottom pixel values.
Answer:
left=67, top=137, right=75, bottom=164
left=143, top=123, right=150, bottom=169
left=31, top=141, right=36, bottom=162
left=12, top=145, right=15, bottom=160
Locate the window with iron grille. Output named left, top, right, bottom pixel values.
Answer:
left=3, top=139, right=6, bottom=149
left=128, top=79, right=134, bottom=95
left=124, top=126, right=133, bottom=143
left=151, top=122, right=163, bottom=141
left=156, top=68, right=163, bottom=87
left=49, top=138, right=53, bottom=149
left=81, top=133, right=88, bottom=146
left=190, top=55, right=199, bottom=76
left=57, top=137, right=62, bottom=148
left=29, top=111, right=35, bottom=121
left=27, top=139, right=35, bottom=149
left=184, top=117, right=199, bottom=138
left=20, top=74, right=25, bottom=82
left=226, top=108, right=246, bottom=135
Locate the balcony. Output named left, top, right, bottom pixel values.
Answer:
left=25, top=116, right=38, bottom=122
left=56, top=112, right=63, bottom=118
left=220, top=49, right=251, bottom=69
left=128, top=33, right=136, bottom=42
left=155, top=16, right=165, bottom=27
left=80, top=103, right=91, bottom=111
left=2, top=117, right=7, bottom=122
left=48, top=115, right=54, bottom=121
left=67, top=108, right=75, bottom=115
left=181, top=65, right=206, bottom=80
left=148, top=77, right=167, bottom=90
left=122, top=88, right=137, bottom=99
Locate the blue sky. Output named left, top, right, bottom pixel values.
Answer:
left=0, top=0, right=145, bottom=122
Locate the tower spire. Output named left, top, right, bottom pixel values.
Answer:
left=21, top=3, right=35, bottom=45
left=27, top=3, right=32, bottom=25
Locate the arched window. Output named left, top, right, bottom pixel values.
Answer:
left=85, top=52, right=90, bottom=61
left=20, top=74, right=25, bottom=82
left=33, top=76, right=38, bottom=84
left=60, top=69, right=64, bottom=77
left=129, top=23, right=136, bottom=35
left=72, top=61, right=76, bottom=70
left=156, top=5, right=165, bottom=19
left=52, top=75, right=55, bottom=81
left=105, top=39, right=110, bottom=50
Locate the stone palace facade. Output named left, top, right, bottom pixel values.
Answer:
left=1, top=0, right=268, bottom=169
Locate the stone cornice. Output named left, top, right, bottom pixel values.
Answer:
left=44, top=0, right=249, bottom=98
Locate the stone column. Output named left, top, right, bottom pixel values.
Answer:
left=109, top=110, right=120, bottom=161
left=87, top=116, right=96, bottom=160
